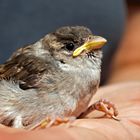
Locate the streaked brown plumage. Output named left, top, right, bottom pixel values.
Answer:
left=0, top=26, right=110, bottom=129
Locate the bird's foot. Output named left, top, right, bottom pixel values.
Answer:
left=93, top=99, right=119, bottom=120
left=79, top=99, right=120, bottom=121
left=29, top=116, right=76, bottom=130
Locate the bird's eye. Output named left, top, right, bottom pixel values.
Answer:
left=65, top=43, right=75, bottom=51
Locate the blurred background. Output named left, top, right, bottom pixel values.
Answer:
left=0, top=0, right=140, bottom=84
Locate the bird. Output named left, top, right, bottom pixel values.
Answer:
left=0, top=26, right=118, bottom=130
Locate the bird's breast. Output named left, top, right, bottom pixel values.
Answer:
left=58, top=69, right=100, bottom=117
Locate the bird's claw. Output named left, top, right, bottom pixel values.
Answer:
left=29, top=116, right=76, bottom=130
left=79, top=99, right=120, bottom=121
left=94, top=99, right=120, bottom=120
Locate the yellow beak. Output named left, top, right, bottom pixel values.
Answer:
left=73, top=35, right=107, bottom=57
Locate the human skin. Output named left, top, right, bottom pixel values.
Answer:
left=0, top=3, right=140, bottom=140
left=108, top=4, right=140, bottom=83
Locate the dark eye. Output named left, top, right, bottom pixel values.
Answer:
left=65, top=43, right=75, bottom=51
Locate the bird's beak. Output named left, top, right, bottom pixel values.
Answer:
left=73, top=35, right=107, bottom=57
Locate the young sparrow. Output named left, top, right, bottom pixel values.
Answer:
left=0, top=26, right=118, bottom=129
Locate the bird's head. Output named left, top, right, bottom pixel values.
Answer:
left=42, top=26, right=107, bottom=71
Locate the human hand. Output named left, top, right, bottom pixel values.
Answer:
left=0, top=82, right=140, bottom=140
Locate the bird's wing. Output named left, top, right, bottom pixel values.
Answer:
left=0, top=50, right=47, bottom=89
